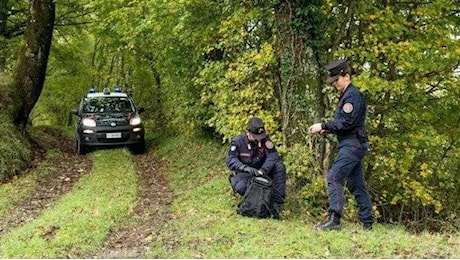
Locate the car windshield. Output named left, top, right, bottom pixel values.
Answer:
left=82, top=97, right=135, bottom=113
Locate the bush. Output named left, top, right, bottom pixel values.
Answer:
left=0, top=113, right=32, bottom=183
left=282, top=143, right=327, bottom=217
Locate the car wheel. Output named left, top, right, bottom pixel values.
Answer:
left=76, top=138, right=87, bottom=155
left=131, top=141, right=145, bottom=154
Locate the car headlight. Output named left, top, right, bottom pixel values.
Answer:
left=130, top=115, right=142, bottom=126
left=82, top=118, right=96, bottom=127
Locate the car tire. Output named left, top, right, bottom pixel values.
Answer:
left=131, top=141, right=145, bottom=154
left=76, top=138, right=87, bottom=155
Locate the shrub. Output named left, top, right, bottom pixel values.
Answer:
left=0, top=113, right=32, bottom=183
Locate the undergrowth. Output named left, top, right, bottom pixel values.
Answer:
left=0, top=113, right=31, bottom=183
left=149, top=132, right=460, bottom=258
left=0, top=150, right=58, bottom=218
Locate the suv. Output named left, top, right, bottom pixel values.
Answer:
left=71, top=87, right=145, bottom=155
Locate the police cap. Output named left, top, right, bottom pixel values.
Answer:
left=247, top=116, right=267, bottom=139
left=326, top=59, right=350, bottom=84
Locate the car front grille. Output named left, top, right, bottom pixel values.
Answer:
left=97, top=119, right=129, bottom=127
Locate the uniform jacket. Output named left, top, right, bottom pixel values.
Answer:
left=226, top=133, right=278, bottom=174
left=321, top=83, right=367, bottom=142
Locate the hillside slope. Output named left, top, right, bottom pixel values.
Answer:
left=0, top=126, right=459, bottom=258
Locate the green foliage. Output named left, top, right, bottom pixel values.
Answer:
left=282, top=143, right=326, bottom=215
left=0, top=112, right=31, bottom=182
left=3, top=0, right=460, bottom=232
left=0, top=0, right=27, bottom=72
left=195, top=3, right=281, bottom=142
left=53, top=0, right=222, bottom=135
left=198, top=43, right=281, bottom=142
left=333, top=1, right=460, bottom=228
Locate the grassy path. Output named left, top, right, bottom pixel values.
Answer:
left=89, top=152, right=172, bottom=258
left=0, top=149, right=138, bottom=258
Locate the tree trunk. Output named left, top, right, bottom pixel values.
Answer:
left=10, top=0, right=55, bottom=130
left=273, top=1, right=334, bottom=174
left=273, top=1, right=307, bottom=147
left=0, top=0, right=8, bottom=68
left=148, top=61, right=163, bottom=128
left=0, top=1, right=6, bottom=35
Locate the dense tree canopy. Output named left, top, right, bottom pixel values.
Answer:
left=1, top=0, right=459, bottom=230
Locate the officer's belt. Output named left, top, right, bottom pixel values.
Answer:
left=337, top=133, right=359, bottom=142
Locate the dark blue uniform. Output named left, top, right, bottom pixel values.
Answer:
left=226, top=134, right=286, bottom=204
left=321, top=83, right=373, bottom=225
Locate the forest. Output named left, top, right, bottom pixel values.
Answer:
left=1, top=0, right=460, bottom=233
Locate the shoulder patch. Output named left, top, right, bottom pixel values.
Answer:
left=265, top=140, right=274, bottom=149
left=230, top=145, right=237, bottom=151
left=343, top=103, right=354, bottom=113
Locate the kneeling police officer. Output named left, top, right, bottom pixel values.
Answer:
left=226, top=117, right=287, bottom=219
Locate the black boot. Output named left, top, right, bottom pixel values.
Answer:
left=315, top=212, right=341, bottom=231
left=362, top=222, right=373, bottom=231
left=271, top=202, right=281, bottom=220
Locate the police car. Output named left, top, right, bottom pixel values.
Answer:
left=71, top=86, right=145, bottom=155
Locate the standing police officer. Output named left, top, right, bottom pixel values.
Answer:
left=226, top=116, right=286, bottom=219
left=308, top=59, right=374, bottom=231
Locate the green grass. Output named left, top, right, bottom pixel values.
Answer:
left=0, top=150, right=58, bottom=218
left=0, top=126, right=76, bottom=218
left=148, top=133, right=460, bottom=258
left=0, top=149, right=139, bottom=258
left=1, top=128, right=459, bottom=258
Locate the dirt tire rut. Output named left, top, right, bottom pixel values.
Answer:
left=89, top=152, right=173, bottom=258
left=1, top=127, right=173, bottom=258
left=0, top=127, right=91, bottom=235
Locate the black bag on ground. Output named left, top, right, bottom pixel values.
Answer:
left=237, top=176, right=273, bottom=218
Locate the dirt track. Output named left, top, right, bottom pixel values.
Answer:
left=1, top=127, right=172, bottom=258
left=91, top=151, right=173, bottom=258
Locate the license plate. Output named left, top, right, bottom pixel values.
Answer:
left=106, top=132, right=122, bottom=138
